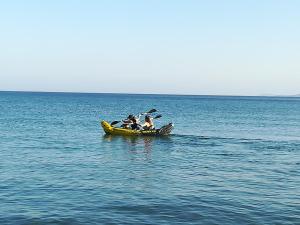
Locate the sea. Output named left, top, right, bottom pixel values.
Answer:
left=0, top=91, right=299, bottom=225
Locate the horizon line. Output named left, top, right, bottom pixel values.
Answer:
left=0, top=90, right=299, bottom=98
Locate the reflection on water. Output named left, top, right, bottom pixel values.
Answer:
left=103, top=134, right=171, bottom=160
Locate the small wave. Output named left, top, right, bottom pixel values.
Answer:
left=0, top=216, right=80, bottom=225
left=169, top=134, right=300, bottom=152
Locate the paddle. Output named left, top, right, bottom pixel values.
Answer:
left=110, top=110, right=160, bottom=126
left=110, top=120, right=121, bottom=126
left=153, top=114, right=162, bottom=119
left=144, top=108, right=157, bottom=114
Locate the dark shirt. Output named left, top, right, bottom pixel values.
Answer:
left=131, top=123, right=140, bottom=130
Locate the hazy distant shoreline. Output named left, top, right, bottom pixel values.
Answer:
left=0, top=90, right=300, bottom=98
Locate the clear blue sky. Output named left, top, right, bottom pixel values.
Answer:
left=0, top=0, right=299, bottom=95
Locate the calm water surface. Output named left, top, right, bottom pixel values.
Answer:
left=0, top=92, right=299, bottom=224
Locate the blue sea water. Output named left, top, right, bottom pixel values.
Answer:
left=0, top=91, right=299, bottom=225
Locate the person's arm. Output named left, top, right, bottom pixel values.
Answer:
left=122, top=119, right=132, bottom=124
left=150, top=120, right=154, bottom=129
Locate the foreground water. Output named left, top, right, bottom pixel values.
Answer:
left=0, top=91, right=299, bottom=224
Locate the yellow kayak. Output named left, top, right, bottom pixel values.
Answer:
left=101, top=120, right=174, bottom=136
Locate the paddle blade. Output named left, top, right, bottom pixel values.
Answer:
left=110, top=121, right=120, bottom=126
left=154, top=114, right=162, bottom=119
left=147, top=109, right=157, bottom=114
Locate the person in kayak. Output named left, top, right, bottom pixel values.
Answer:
left=142, top=115, right=154, bottom=130
left=121, top=114, right=134, bottom=129
left=131, top=117, right=142, bottom=130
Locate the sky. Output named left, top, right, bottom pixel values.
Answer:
left=0, top=0, right=299, bottom=95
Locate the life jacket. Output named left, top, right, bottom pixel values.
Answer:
left=143, top=122, right=154, bottom=130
